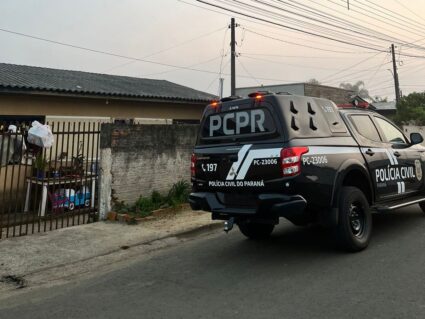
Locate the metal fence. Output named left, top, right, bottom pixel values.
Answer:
left=0, top=121, right=101, bottom=239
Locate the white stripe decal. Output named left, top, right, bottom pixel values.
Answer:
left=235, top=148, right=281, bottom=180
left=391, top=151, right=398, bottom=165
left=308, top=146, right=360, bottom=155
left=384, top=149, right=395, bottom=165
left=396, top=181, right=406, bottom=194
left=225, top=144, right=252, bottom=180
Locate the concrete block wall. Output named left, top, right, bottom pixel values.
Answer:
left=99, top=123, right=198, bottom=218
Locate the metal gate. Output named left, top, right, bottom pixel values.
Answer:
left=0, top=121, right=100, bottom=238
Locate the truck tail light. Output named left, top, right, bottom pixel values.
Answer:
left=191, top=153, right=197, bottom=177
left=280, top=147, right=309, bottom=177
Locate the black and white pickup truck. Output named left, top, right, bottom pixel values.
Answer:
left=189, top=92, right=425, bottom=251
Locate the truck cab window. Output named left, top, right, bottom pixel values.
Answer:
left=374, top=117, right=407, bottom=145
left=349, top=115, right=381, bottom=142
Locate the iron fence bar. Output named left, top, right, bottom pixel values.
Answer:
left=94, top=122, right=100, bottom=221
left=89, top=122, right=96, bottom=223
left=22, top=126, right=31, bottom=237
left=76, top=122, right=83, bottom=225
left=82, top=122, right=89, bottom=224
left=11, top=130, right=24, bottom=237
left=44, top=122, right=54, bottom=232
left=53, top=122, right=64, bottom=230
left=69, top=122, right=77, bottom=227
left=3, top=130, right=12, bottom=238
left=63, top=122, right=71, bottom=228
left=37, top=142, right=47, bottom=233
left=0, top=127, right=6, bottom=239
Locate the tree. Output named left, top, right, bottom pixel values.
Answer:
left=307, top=78, right=321, bottom=85
left=394, top=92, right=425, bottom=125
left=339, top=81, right=370, bottom=99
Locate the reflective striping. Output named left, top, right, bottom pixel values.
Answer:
left=384, top=149, right=395, bottom=165
left=225, top=144, right=252, bottom=180
left=235, top=148, right=281, bottom=180
left=396, top=181, right=406, bottom=194
left=307, top=146, right=360, bottom=155
left=390, top=150, right=398, bottom=165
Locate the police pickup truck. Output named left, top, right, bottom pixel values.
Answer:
left=189, top=92, right=425, bottom=251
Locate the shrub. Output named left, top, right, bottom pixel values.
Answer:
left=166, top=180, right=190, bottom=207
left=114, top=201, right=132, bottom=214
left=113, top=180, right=191, bottom=218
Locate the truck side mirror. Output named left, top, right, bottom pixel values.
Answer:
left=410, top=132, right=423, bottom=145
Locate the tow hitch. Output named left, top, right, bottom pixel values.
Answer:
left=224, top=217, right=235, bottom=233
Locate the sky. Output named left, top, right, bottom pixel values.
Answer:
left=1, top=0, right=425, bottom=100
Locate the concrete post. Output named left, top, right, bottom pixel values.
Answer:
left=99, top=147, right=112, bottom=220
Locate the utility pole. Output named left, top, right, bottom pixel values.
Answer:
left=230, top=18, right=236, bottom=96
left=391, top=44, right=401, bottom=104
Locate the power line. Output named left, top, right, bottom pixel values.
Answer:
left=0, top=26, right=299, bottom=83
left=240, top=54, right=385, bottom=72
left=252, top=0, right=417, bottom=49
left=367, top=53, right=391, bottom=85
left=142, top=55, right=223, bottom=77
left=196, top=0, right=389, bottom=52
left=240, top=52, right=377, bottom=59
left=243, top=28, right=373, bottom=54
left=326, top=0, right=425, bottom=46
left=217, top=0, right=388, bottom=50
left=392, top=0, right=425, bottom=24
left=258, top=0, right=425, bottom=52
left=103, top=26, right=226, bottom=72
left=360, top=0, right=425, bottom=32
left=303, top=0, right=425, bottom=52
left=348, top=0, right=425, bottom=37
left=323, top=67, right=389, bottom=86
left=284, top=0, right=408, bottom=45
left=237, top=56, right=261, bottom=86
left=184, top=0, right=425, bottom=58
left=242, top=19, right=365, bottom=50
left=320, top=51, right=384, bottom=82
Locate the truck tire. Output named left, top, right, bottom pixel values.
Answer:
left=334, top=186, right=372, bottom=252
left=238, top=222, right=274, bottom=240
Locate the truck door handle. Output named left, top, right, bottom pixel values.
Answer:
left=393, top=151, right=401, bottom=157
left=365, top=149, right=375, bottom=156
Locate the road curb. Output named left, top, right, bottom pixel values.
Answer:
left=22, top=221, right=223, bottom=278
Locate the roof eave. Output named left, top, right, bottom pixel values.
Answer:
left=0, top=86, right=214, bottom=105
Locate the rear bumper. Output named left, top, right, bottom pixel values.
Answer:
left=189, top=192, right=307, bottom=222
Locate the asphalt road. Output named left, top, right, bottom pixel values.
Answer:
left=1, top=206, right=425, bottom=319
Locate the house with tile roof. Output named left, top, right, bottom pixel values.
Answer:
left=0, top=63, right=216, bottom=124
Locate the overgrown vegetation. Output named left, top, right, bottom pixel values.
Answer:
left=114, top=180, right=191, bottom=218
left=393, top=92, right=425, bottom=126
